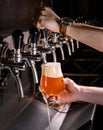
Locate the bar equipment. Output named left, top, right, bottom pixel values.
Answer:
left=40, top=62, right=65, bottom=96
left=22, top=26, right=41, bottom=84
left=0, top=34, right=26, bottom=98
left=48, top=32, right=65, bottom=61
left=37, top=29, right=53, bottom=63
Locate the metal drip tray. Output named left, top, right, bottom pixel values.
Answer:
left=5, top=98, right=96, bottom=130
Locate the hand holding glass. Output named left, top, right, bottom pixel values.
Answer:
left=40, top=62, right=65, bottom=96
left=40, top=62, right=68, bottom=112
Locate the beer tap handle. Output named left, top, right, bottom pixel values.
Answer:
left=12, top=29, right=24, bottom=50
left=48, top=32, right=59, bottom=62
left=29, top=26, right=39, bottom=44
left=40, top=29, right=47, bottom=39
left=40, top=29, right=48, bottom=48
left=29, top=26, right=40, bottom=55
left=12, top=29, right=24, bottom=63
left=52, top=32, right=59, bottom=43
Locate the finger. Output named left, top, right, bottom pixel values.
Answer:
left=63, top=78, right=74, bottom=86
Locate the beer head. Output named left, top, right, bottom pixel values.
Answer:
left=41, top=62, right=63, bottom=78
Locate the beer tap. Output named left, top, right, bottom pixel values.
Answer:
left=11, top=29, right=26, bottom=98
left=0, top=33, right=26, bottom=98
left=49, top=32, right=65, bottom=61
left=29, top=25, right=39, bottom=55
left=48, top=32, right=57, bottom=62
left=58, top=35, right=72, bottom=56
left=22, top=26, right=40, bottom=84
left=12, top=29, right=23, bottom=63
left=40, top=29, right=49, bottom=48
left=38, top=29, right=51, bottom=63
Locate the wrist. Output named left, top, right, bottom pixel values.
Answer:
left=59, top=17, right=74, bottom=38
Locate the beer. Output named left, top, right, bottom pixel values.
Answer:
left=40, top=62, right=65, bottom=96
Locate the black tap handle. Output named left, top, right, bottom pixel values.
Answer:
left=12, top=29, right=24, bottom=50
left=29, top=26, right=39, bottom=43
left=40, top=29, right=47, bottom=39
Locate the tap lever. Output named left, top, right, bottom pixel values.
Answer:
left=40, top=29, right=47, bottom=39
left=29, top=26, right=39, bottom=43
left=12, top=29, right=24, bottom=63
left=12, top=29, right=24, bottom=50
left=29, top=26, right=40, bottom=55
left=40, top=29, right=49, bottom=48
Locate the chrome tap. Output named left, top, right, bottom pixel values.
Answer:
left=58, top=35, right=72, bottom=56
left=29, top=25, right=39, bottom=55
left=11, top=29, right=26, bottom=98
left=37, top=29, right=51, bottom=63
left=28, top=26, right=40, bottom=83
left=12, top=29, right=24, bottom=63
left=0, top=35, right=26, bottom=98
left=48, top=32, right=58, bottom=62
left=39, top=29, right=49, bottom=48
left=22, top=26, right=41, bottom=84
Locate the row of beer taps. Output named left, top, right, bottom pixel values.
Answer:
left=0, top=24, right=80, bottom=99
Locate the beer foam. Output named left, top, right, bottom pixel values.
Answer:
left=41, top=62, right=63, bottom=78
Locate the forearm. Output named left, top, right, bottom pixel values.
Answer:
left=66, top=23, right=103, bottom=52
left=79, top=85, right=103, bottom=105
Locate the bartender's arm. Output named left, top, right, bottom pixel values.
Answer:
left=36, top=6, right=103, bottom=52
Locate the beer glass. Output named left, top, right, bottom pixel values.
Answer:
left=40, top=62, right=65, bottom=96
left=40, top=62, right=69, bottom=113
